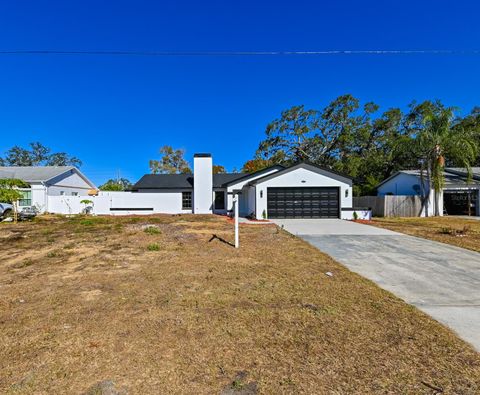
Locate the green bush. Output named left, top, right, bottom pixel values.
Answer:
left=147, top=243, right=160, bottom=251
left=144, top=226, right=161, bottom=235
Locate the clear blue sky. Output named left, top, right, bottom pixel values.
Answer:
left=1, top=0, right=479, bottom=185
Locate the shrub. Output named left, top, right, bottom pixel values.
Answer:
left=144, top=226, right=160, bottom=235
left=147, top=243, right=160, bottom=251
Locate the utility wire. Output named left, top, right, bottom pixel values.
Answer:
left=0, top=49, right=480, bottom=56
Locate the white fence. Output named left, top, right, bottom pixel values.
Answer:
left=47, top=191, right=186, bottom=216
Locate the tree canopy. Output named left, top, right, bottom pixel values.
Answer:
left=248, top=95, right=480, bottom=196
left=212, top=165, right=226, bottom=174
left=99, top=178, right=132, bottom=191
left=0, top=142, right=82, bottom=167
left=149, top=146, right=191, bottom=174
left=0, top=178, right=29, bottom=204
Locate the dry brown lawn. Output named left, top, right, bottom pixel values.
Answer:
left=370, top=216, right=480, bottom=253
left=1, top=215, right=479, bottom=394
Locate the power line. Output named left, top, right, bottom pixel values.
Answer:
left=0, top=49, right=480, bottom=57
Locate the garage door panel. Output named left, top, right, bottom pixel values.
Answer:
left=267, top=187, right=339, bottom=219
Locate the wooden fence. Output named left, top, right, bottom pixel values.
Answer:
left=354, top=195, right=424, bottom=217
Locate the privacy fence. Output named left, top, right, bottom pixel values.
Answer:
left=354, top=195, right=424, bottom=217
left=47, top=191, right=186, bottom=216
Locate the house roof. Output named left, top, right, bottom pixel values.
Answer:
left=444, top=167, right=480, bottom=181
left=132, top=163, right=351, bottom=190
left=376, top=168, right=480, bottom=189
left=131, top=172, right=248, bottom=190
left=0, top=166, right=76, bottom=183
left=247, top=161, right=353, bottom=186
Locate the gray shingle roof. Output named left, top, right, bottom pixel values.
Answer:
left=0, top=166, right=75, bottom=182
left=131, top=173, right=247, bottom=190
left=377, top=167, right=480, bottom=189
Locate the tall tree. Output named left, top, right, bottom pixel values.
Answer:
left=242, top=158, right=273, bottom=173
left=212, top=165, right=226, bottom=174
left=256, top=105, right=318, bottom=164
left=407, top=101, right=478, bottom=216
left=149, top=146, right=191, bottom=174
left=99, top=178, right=132, bottom=191
left=0, top=142, right=82, bottom=167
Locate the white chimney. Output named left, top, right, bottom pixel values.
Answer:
left=193, top=153, right=213, bottom=214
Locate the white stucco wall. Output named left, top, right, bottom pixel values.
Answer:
left=254, top=165, right=353, bottom=219
left=225, top=167, right=282, bottom=212
left=31, top=183, right=48, bottom=213
left=48, top=190, right=191, bottom=215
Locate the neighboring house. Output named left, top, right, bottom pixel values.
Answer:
left=377, top=168, right=480, bottom=216
left=0, top=166, right=96, bottom=213
left=131, top=153, right=354, bottom=219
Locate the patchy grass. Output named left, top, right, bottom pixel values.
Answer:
left=0, top=214, right=479, bottom=394
left=146, top=242, right=161, bottom=251
left=371, top=216, right=480, bottom=252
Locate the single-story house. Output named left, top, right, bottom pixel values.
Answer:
left=377, top=168, right=480, bottom=216
left=131, top=153, right=354, bottom=219
left=0, top=166, right=96, bottom=213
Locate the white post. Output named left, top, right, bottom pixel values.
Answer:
left=233, top=194, right=239, bottom=248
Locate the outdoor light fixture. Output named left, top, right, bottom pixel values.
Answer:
left=260, top=190, right=263, bottom=198
left=345, top=189, right=349, bottom=198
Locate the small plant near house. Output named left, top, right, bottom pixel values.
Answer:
left=144, top=226, right=161, bottom=235
left=147, top=243, right=160, bottom=251
left=353, top=211, right=359, bottom=221
left=262, top=209, right=267, bottom=220
left=80, top=199, right=94, bottom=215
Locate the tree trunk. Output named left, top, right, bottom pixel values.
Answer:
left=434, top=189, right=440, bottom=216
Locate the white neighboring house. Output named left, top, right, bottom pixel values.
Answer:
left=377, top=168, right=480, bottom=217
left=131, top=153, right=354, bottom=220
left=0, top=166, right=96, bottom=213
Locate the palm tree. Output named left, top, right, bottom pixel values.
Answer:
left=408, top=101, right=478, bottom=216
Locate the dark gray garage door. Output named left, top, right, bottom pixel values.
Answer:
left=267, top=187, right=339, bottom=219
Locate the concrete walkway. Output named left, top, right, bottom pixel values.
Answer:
left=273, top=219, right=480, bottom=351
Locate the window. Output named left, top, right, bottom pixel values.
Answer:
left=71, top=192, right=79, bottom=196
left=214, top=191, right=225, bottom=210
left=60, top=191, right=65, bottom=196
left=182, top=191, right=192, bottom=210
left=18, top=190, right=32, bottom=207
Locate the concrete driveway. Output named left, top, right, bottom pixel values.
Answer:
left=273, top=219, right=480, bottom=351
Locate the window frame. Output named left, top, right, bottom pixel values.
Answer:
left=182, top=191, right=192, bottom=210
left=18, top=189, right=32, bottom=207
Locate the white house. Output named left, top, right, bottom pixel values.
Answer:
left=131, top=153, right=354, bottom=219
left=0, top=166, right=96, bottom=213
left=377, top=168, right=480, bottom=216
